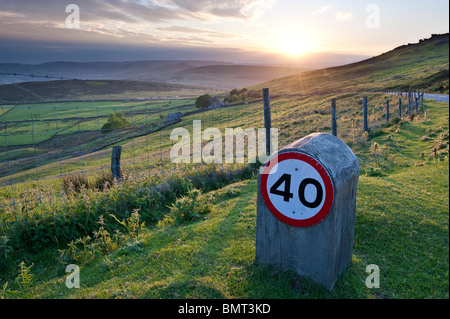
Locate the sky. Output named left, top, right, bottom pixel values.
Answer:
left=0, top=0, right=448, bottom=64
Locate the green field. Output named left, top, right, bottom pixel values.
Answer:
left=0, top=97, right=447, bottom=299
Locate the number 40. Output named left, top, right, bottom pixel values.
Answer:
left=269, top=174, right=323, bottom=208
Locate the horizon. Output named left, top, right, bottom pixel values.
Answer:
left=0, top=0, right=449, bottom=65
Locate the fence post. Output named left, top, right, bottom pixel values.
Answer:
left=408, top=91, right=412, bottom=115
left=415, top=94, right=419, bottom=114
left=331, top=98, right=337, bottom=137
left=386, top=100, right=390, bottom=122
left=111, top=146, right=122, bottom=180
left=263, top=88, right=272, bottom=156
left=363, top=96, right=369, bottom=133
left=398, top=98, right=402, bottom=118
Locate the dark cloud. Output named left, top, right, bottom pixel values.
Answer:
left=0, top=37, right=276, bottom=64
left=0, top=0, right=277, bottom=63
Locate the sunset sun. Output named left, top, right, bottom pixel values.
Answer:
left=279, top=36, right=315, bottom=57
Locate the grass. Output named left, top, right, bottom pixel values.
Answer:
left=0, top=98, right=447, bottom=299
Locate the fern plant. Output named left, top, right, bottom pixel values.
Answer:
left=15, top=262, right=34, bottom=289
left=110, top=209, right=146, bottom=239
left=160, top=188, right=213, bottom=226
left=0, top=235, right=12, bottom=268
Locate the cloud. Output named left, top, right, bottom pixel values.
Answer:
left=0, top=0, right=278, bottom=24
left=312, top=5, right=333, bottom=15
left=156, top=25, right=241, bottom=38
left=0, top=0, right=277, bottom=47
left=335, top=11, right=355, bottom=21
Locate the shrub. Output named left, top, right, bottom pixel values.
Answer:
left=195, top=94, right=212, bottom=108
left=366, top=166, right=384, bottom=177
left=368, top=128, right=384, bottom=139
left=101, top=112, right=130, bottom=133
left=391, top=116, right=401, bottom=125
left=62, top=172, right=115, bottom=193
left=160, top=188, right=212, bottom=225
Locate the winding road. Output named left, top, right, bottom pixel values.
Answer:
left=422, top=93, right=449, bottom=103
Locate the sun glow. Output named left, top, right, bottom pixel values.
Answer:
left=279, top=36, right=315, bottom=57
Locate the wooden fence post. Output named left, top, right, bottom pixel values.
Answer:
left=331, top=98, right=337, bottom=136
left=111, top=146, right=122, bottom=180
left=415, top=92, right=419, bottom=114
left=263, top=88, right=272, bottom=156
left=386, top=100, right=390, bottom=122
left=363, top=96, right=369, bottom=133
left=408, top=91, right=412, bottom=115
left=398, top=98, right=402, bottom=118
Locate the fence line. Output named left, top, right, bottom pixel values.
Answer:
left=0, top=88, right=427, bottom=227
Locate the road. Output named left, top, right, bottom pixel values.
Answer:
left=393, top=92, right=449, bottom=103
left=422, top=93, right=449, bottom=103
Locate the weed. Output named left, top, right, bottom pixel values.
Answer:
left=159, top=188, right=213, bottom=226
left=0, top=235, right=12, bottom=269
left=62, top=172, right=115, bottom=193
left=15, top=261, right=34, bottom=289
left=0, top=282, right=18, bottom=299
left=110, top=209, right=146, bottom=239
left=92, top=215, right=117, bottom=255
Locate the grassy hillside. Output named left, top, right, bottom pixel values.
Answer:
left=0, top=98, right=447, bottom=299
left=249, top=34, right=449, bottom=96
left=0, top=34, right=448, bottom=300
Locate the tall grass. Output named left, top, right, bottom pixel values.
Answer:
left=0, top=162, right=259, bottom=254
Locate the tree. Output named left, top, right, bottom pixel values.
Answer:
left=195, top=94, right=212, bottom=108
left=101, top=112, right=130, bottom=133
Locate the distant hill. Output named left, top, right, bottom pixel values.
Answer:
left=0, top=79, right=219, bottom=104
left=0, top=60, right=228, bottom=84
left=249, top=34, right=449, bottom=96
left=0, top=59, right=304, bottom=90
left=165, top=64, right=306, bottom=89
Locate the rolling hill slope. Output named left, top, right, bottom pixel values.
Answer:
left=0, top=59, right=304, bottom=91
left=249, top=33, right=449, bottom=96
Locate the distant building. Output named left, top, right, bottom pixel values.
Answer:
left=165, top=112, right=184, bottom=123
left=208, top=97, right=225, bottom=109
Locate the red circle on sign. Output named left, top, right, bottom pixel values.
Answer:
left=260, top=151, right=334, bottom=227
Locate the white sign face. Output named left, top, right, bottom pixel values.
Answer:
left=260, top=151, right=334, bottom=227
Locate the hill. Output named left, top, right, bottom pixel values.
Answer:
left=0, top=60, right=231, bottom=85
left=166, top=64, right=306, bottom=89
left=0, top=59, right=305, bottom=91
left=0, top=79, right=219, bottom=104
left=249, top=33, right=449, bottom=95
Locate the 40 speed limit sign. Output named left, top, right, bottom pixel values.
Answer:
left=260, top=151, right=334, bottom=227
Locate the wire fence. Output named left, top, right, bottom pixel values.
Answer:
left=0, top=88, right=426, bottom=227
